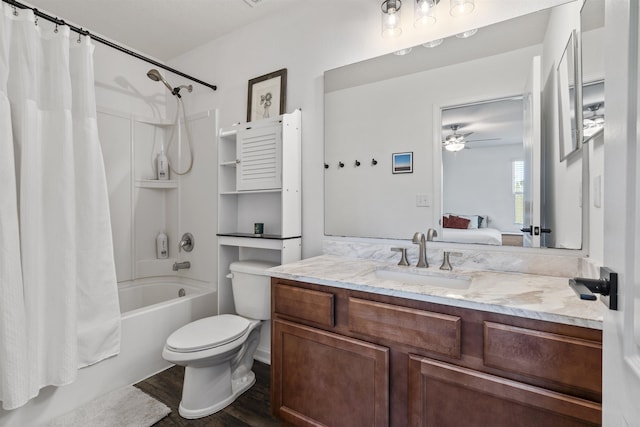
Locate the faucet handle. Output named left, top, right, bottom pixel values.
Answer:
left=391, top=247, right=410, bottom=266
left=440, top=251, right=462, bottom=271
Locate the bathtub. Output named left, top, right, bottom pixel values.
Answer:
left=0, top=277, right=216, bottom=427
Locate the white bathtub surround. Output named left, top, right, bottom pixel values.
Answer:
left=269, top=255, right=604, bottom=330
left=0, top=5, right=120, bottom=411
left=323, top=236, right=585, bottom=277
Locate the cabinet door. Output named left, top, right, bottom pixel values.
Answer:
left=272, top=319, right=389, bottom=427
left=408, top=355, right=601, bottom=427
left=237, top=125, right=282, bottom=191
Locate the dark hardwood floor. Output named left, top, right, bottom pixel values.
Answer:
left=134, top=361, right=281, bottom=426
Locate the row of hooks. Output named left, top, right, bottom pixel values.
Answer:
left=324, top=158, right=378, bottom=169
left=8, top=2, right=87, bottom=43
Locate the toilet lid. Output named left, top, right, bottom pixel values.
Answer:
left=166, top=314, right=251, bottom=352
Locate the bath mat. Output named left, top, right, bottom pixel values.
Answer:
left=46, top=385, right=171, bottom=427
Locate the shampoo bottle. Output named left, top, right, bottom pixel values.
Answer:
left=156, top=231, right=168, bottom=259
left=157, top=146, right=169, bottom=180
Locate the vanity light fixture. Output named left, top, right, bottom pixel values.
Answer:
left=414, top=0, right=439, bottom=28
left=455, top=28, right=478, bottom=38
left=382, top=0, right=403, bottom=38
left=450, top=0, right=475, bottom=16
left=422, top=38, right=444, bottom=48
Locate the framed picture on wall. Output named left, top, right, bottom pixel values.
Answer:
left=392, top=152, right=413, bottom=174
left=247, top=68, right=287, bottom=122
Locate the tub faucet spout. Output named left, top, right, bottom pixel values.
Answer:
left=173, top=261, right=191, bottom=271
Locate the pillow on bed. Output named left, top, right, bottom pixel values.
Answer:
left=446, top=215, right=471, bottom=229
left=460, top=215, right=480, bottom=229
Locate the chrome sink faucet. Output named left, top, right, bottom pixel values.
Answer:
left=412, top=228, right=438, bottom=268
left=412, top=232, right=428, bottom=268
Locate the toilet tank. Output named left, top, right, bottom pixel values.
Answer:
left=229, top=260, right=278, bottom=320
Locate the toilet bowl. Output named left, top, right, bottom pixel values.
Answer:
left=162, top=260, right=277, bottom=419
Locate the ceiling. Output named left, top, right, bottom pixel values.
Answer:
left=24, top=0, right=302, bottom=61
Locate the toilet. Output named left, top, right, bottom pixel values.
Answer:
left=162, top=260, right=277, bottom=419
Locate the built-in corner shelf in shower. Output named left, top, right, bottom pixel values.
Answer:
left=135, top=179, right=178, bottom=189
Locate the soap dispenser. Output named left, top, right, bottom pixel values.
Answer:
left=156, top=231, right=168, bottom=259
left=157, top=145, right=169, bottom=180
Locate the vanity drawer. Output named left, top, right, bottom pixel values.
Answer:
left=348, top=297, right=461, bottom=358
left=483, top=322, right=602, bottom=395
left=273, top=282, right=335, bottom=327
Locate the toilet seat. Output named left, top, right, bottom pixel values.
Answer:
left=166, top=314, right=251, bottom=352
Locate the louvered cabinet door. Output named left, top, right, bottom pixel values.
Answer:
left=236, top=125, right=282, bottom=191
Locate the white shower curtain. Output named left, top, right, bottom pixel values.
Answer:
left=0, top=5, right=120, bottom=410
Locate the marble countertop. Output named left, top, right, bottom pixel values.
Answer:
left=268, top=255, right=604, bottom=330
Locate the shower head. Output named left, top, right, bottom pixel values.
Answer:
left=147, top=68, right=175, bottom=93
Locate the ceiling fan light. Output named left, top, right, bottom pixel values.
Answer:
left=445, top=142, right=465, bottom=152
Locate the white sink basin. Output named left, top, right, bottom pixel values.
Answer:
left=374, top=268, right=472, bottom=290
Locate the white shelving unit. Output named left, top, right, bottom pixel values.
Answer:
left=217, top=109, right=302, bottom=317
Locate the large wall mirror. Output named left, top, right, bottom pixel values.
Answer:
left=325, top=0, right=602, bottom=250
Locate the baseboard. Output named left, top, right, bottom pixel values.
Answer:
left=254, top=347, right=271, bottom=365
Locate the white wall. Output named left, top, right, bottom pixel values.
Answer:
left=169, top=1, right=571, bottom=257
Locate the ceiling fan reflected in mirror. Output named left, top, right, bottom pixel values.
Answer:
left=442, top=124, right=500, bottom=152
left=442, top=124, right=468, bottom=152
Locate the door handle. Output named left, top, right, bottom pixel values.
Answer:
left=520, top=226, right=533, bottom=235
left=569, top=267, right=618, bottom=310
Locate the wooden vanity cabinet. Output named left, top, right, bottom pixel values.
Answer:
left=271, top=278, right=603, bottom=427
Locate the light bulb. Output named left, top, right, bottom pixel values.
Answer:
left=450, top=0, right=474, bottom=17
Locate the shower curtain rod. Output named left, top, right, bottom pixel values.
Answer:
left=4, top=0, right=217, bottom=91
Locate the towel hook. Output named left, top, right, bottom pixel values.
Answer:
left=371, top=158, right=378, bottom=166
left=338, top=161, right=344, bottom=168
left=355, top=160, right=361, bottom=167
